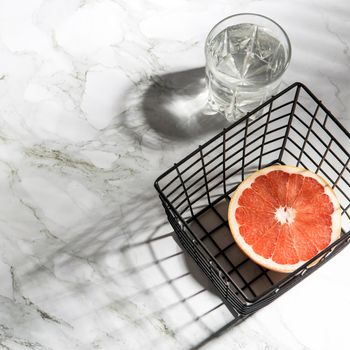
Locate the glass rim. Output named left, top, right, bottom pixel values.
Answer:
left=205, top=13, right=292, bottom=84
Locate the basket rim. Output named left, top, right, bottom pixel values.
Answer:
left=154, top=81, right=350, bottom=189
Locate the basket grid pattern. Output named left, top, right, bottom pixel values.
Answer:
left=155, top=82, right=350, bottom=316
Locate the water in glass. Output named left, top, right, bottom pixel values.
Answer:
left=206, top=23, right=287, bottom=120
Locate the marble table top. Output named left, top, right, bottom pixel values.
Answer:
left=0, top=0, right=350, bottom=349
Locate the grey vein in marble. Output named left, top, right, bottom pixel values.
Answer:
left=0, top=0, right=349, bottom=349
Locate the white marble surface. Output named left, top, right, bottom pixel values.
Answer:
left=0, top=0, right=349, bottom=349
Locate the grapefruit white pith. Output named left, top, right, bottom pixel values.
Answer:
left=228, top=165, right=341, bottom=273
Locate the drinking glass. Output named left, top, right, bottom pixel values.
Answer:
left=205, top=13, right=291, bottom=121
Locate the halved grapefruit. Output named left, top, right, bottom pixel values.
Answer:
left=228, top=165, right=341, bottom=273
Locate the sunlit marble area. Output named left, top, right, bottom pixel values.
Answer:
left=0, top=0, right=349, bottom=349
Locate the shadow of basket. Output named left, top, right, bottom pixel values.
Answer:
left=120, top=215, right=238, bottom=349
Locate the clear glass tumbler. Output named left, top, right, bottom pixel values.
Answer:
left=205, top=13, right=291, bottom=121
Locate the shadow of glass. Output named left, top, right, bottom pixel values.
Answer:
left=120, top=67, right=229, bottom=150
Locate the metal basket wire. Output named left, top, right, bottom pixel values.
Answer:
left=154, top=82, right=350, bottom=323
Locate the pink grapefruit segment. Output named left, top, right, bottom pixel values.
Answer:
left=228, top=165, right=341, bottom=273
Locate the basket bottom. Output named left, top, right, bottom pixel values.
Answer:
left=188, top=196, right=286, bottom=303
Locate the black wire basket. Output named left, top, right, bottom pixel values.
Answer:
left=154, top=82, right=350, bottom=324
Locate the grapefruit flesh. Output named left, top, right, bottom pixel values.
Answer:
left=228, top=165, right=341, bottom=273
